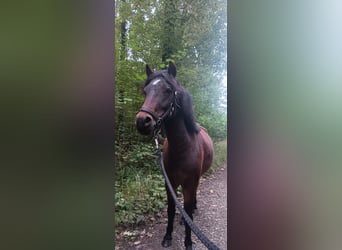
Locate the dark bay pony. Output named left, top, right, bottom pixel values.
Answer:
left=135, top=62, right=214, bottom=250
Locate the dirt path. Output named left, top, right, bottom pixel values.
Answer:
left=115, top=164, right=227, bottom=250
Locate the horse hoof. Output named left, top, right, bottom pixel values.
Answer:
left=162, top=236, right=172, bottom=248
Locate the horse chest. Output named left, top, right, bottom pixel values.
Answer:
left=163, top=151, right=201, bottom=184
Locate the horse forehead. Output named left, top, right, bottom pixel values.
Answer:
left=151, top=79, right=161, bottom=85
left=146, top=77, right=167, bottom=89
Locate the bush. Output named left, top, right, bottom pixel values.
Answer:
left=198, top=112, right=227, bottom=142
left=115, top=141, right=167, bottom=226
left=115, top=172, right=166, bottom=226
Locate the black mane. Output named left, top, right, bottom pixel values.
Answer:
left=177, top=84, right=200, bottom=134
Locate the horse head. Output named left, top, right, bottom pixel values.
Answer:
left=135, top=62, right=179, bottom=135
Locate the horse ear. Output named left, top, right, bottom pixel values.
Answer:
left=146, top=64, right=153, bottom=76
left=168, top=61, right=176, bottom=77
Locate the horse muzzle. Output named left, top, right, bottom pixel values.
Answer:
left=135, top=112, right=156, bottom=135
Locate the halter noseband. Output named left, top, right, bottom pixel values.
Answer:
left=139, top=72, right=179, bottom=133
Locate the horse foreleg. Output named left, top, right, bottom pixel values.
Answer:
left=180, top=188, right=198, bottom=225
left=183, top=188, right=196, bottom=250
left=162, top=184, right=176, bottom=248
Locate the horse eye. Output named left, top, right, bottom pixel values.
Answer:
left=166, top=87, right=172, bottom=93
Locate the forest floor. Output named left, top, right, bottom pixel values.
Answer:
left=115, top=163, right=227, bottom=250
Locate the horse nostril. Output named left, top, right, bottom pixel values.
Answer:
left=144, top=116, right=152, bottom=127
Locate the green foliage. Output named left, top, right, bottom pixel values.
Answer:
left=116, top=173, right=166, bottom=220
left=205, top=139, right=227, bottom=176
left=115, top=143, right=167, bottom=226
left=198, top=112, right=227, bottom=142
left=115, top=142, right=155, bottom=177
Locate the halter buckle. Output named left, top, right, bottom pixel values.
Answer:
left=154, top=136, right=159, bottom=149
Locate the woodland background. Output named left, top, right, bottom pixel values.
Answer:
left=114, top=0, right=227, bottom=226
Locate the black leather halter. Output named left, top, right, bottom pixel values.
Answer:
left=139, top=72, right=180, bottom=132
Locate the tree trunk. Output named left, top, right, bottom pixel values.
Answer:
left=161, top=0, right=177, bottom=66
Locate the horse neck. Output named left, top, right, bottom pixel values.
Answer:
left=164, top=116, right=193, bottom=149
